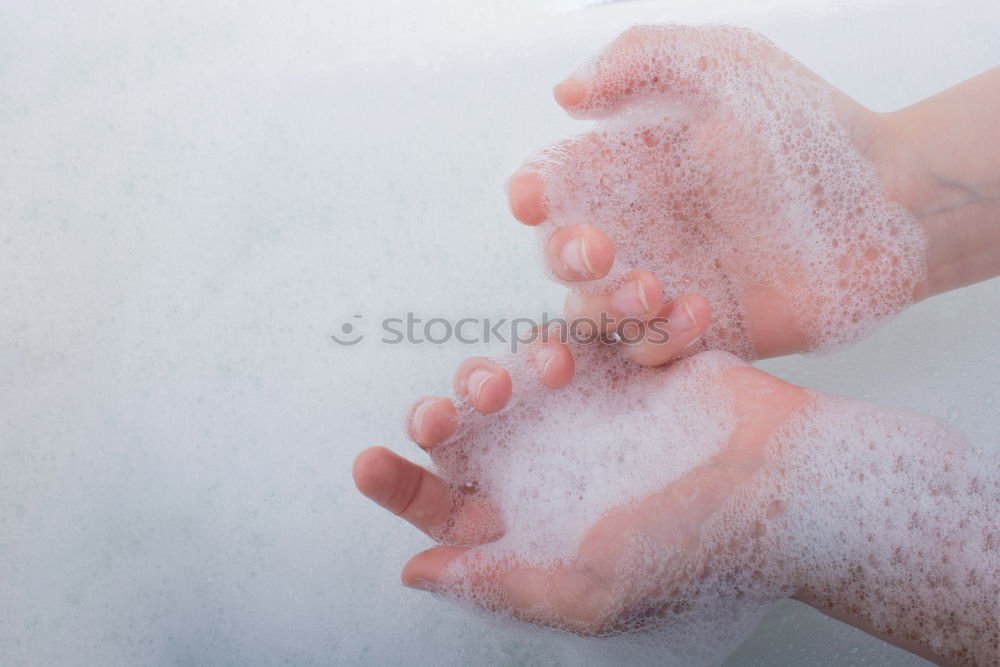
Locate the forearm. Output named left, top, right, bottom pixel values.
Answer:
left=798, top=462, right=999, bottom=666
left=773, top=398, right=999, bottom=665
left=885, top=67, right=1000, bottom=299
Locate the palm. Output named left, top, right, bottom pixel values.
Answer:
left=441, top=363, right=807, bottom=633
left=356, top=347, right=810, bottom=636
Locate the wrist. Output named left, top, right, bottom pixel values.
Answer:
left=773, top=396, right=996, bottom=665
left=879, top=69, right=1000, bottom=300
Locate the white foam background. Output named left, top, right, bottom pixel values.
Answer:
left=1, top=0, right=997, bottom=664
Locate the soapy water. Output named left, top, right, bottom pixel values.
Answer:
left=2, top=0, right=999, bottom=665
left=421, top=344, right=997, bottom=665
left=533, top=25, right=927, bottom=358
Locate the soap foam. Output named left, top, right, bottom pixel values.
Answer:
left=764, top=397, right=1000, bottom=666
left=534, top=25, right=928, bottom=359
left=426, top=347, right=997, bottom=665
left=432, top=345, right=743, bottom=561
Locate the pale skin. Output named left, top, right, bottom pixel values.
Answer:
left=354, top=26, right=1000, bottom=667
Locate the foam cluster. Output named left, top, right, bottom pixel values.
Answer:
left=426, top=347, right=997, bottom=665
left=431, top=346, right=765, bottom=665
left=534, top=25, right=928, bottom=358
left=433, top=346, right=743, bottom=561
left=765, top=397, right=1000, bottom=666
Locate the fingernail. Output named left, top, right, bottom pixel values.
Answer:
left=465, top=368, right=494, bottom=404
left=533, top=345, right=558, bottom=377
left=560, top=236, right=594, bottom=277
left=611, top=279, right=650, bottom=317
left=411, top=399, right=432, bottom=442
left=669, top=299, right=698, bottom=333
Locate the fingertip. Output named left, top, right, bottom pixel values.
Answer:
left=507, top=167, right=547, bottom=226
left=563, top=272, right=664, bottom=339
left=452, top=357, right=487, bottom=396
left=532, top=338, right=575, bottom=389
left=474, top=368, right=512, bottom=414
left=559, top=25, right=708, bottom=120
left=553, top=80, right=588, bottom=109
left=352, top=446, right=395, bottom=502
left=610, top=270, right=664, bottom=320
left=407, top=396, right=458, bottom=448
left=660, top=293, right=709, bottom=346
left=402, top=546, right=470, bottom=591
left=621, top=293, right=711, bottom=367
left=453, top=359, right=512, bottom=414
left=545, top=225, right=616, bottom=282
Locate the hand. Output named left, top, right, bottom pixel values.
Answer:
left=354, top=339, right=811, bottom=642
left=508, top=25, right=930, bottom=362
left=354, top=339, right=997, bottom=665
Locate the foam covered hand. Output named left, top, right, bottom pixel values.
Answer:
left=356, top=343, right=809, bottom=661
left=355, top=340, right=997, bottom=665
left=508, top=25, right=928, bottom=362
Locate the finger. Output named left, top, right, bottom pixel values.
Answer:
left=406, top=396, right=458, bottom=449
left=353, top=447, right=502, bottom=544
left=401, top=545, right=472, bottom=591
left=353, top=447, right=453, bottom=536
left=507, top=166, right=547, bottom=226
left=622, top=294, right=711, bottom=367
left=544, top=224, right=616, bottom=282
left=402, top=547, right=551, bottom=616
left=564, top=270, right=664, bottom=333
left=452, top=358, right=512, bottom=414
left=508, top=133, right=609, bottom=227
left=552, top=78, right=588, bottom=109
left=402, top=547, right=611, bottom=633
left=529, top=335, right=574, bottom=389
left=554, top=25, right=733, bottom=119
